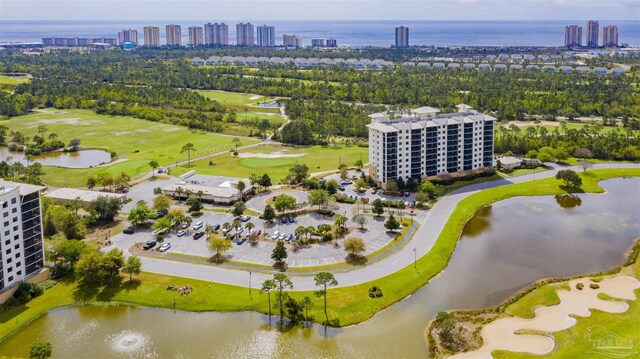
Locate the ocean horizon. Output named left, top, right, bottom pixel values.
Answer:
left=1, top=20, right=639, bottom=48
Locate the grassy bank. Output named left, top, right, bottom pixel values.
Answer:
left=1, top=168, right=638, bottom=339
left=0, top=109, right=260, bottom=187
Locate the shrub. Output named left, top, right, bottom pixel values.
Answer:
left=576, top=282, right=584, bottom=290
left=334, top=194, right=356, bottom=204
left=589, top=283, right=600, bottom=289
left=368, top=286, right=383, bottom=298
left=322, top=233, right=333, bottom=241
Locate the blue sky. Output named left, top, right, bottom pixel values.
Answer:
left=1, top=0, right=639, bottom=21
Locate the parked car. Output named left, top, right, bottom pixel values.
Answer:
left=159, top=243, right=171, bottom=252
left=222, top=227, right=233, bottom=235
left=270, top=231, right=280, bottom=240
left=285, top=234, right=294, bottom=241
left=288, top=216, right=295, bottom=223
left=338, top=185, right=345, bottom=191
left=281, top=217, right=288, bottom=224
left=122, top=187, right=129, bottom=193
left=180, top=222, right=189, bottom=229
left=143, top=240, right=156, bottom=250
left=278, top=233, right=286, bottom=240
left=318, top=178, right=326, bottom=184
left=352, top=175, right=358, bottom=180
left=123, top=227, right=134, bottom=235
left=177, top=230, right=187, bottom=237
left=256, top=230, right=262, bottom=236
left=211, top=224, right=221, bottom=230
left=236, top=237, right=247, bottom=245
left=192, top=221, right=204, bottom=230
left=193, top=232, right=205, bottom=240
left=404, top=192, right=410, bottom=197
left=371, top=188, right=378, bottom=194
left=341, top=180, right=352, bottom=185
left=156, top=211, right=165, bottom=218
left=235, top=227, right=244, bottom=234
left=241, top=215, right=250, bottom=222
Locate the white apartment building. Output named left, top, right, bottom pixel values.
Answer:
left=188, top=26, right=204, bottom=46
left=257, top=25, right=275, bottom=47
left=204, top=23, right=229, bottom=45
left=0, top=181, right=45, bottom=293
left=367, top=105, right=495, bottom=186
left=118, top=29, right=138, bottom=45
left=143, top=26, right=160, bottom=46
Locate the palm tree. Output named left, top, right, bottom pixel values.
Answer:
left=149, top=160, right=159, bottom=178
left=234, top=180, right=246, bottom=201
left=306, top=226, right=315, bottom=240
left=175, top=186, right=183, bottom=201
left=232, top=137, right=241, bottom=152
left=181, top=143, right=196, bottom=166
left=245, top=222, right=255, bottom=239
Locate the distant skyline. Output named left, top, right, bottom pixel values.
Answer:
left=1, top=0, right=639, bottom=21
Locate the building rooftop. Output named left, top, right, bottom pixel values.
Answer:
left=498, top=156, right=522, bottom=166
left=164, top=173, right=253, bottom=199
left=45, top=188, right=126, bottom=203
left=0, top=180, right=45, bottom=196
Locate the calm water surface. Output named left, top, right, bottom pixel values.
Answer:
left=1, top=178, right=638, bottom=358
left=0, top=148, right=112, bottom=168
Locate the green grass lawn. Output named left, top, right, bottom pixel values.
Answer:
left=0, top=109, right=260, bottom=187
left=1, top=168, right=638, bottom=339
left=196, top=90, right=284, bottom=129
left=171, top=144, right=369, bottom=183
left=0, top=74, right=31, bottom=86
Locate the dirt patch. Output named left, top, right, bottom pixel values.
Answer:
left=98, top=158, right=128, bottom=167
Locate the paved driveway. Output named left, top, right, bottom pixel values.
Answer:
left=122, top=175, right=177, bottom=212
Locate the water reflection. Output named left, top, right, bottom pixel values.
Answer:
left=461, top=205, right=492, bottom=237
left=555, top=194, right=582, bottom=208
left=0, top=147, right=112, bottom=168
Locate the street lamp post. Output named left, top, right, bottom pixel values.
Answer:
left=413, top=247, right=417, bottom=269
left=249, top=271, right=252, bottom=300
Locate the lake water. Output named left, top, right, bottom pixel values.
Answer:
left=2, top=20, right=639, bottom=47
left=1, top=177, right=638, bottom=358
left=0, top=148, right=112, bottom=168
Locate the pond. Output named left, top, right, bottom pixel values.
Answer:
left=0, top=148, right=112, bottom=168
left=1, top=178, right=638, bottom=358
left=255, top=102, right=282, bottom=108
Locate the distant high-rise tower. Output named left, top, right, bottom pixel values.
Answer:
left=143, top=26, right=160, bottom=46
left=586, top=20, right=599, bottom=48
left=283, top=34, right=302, bottom=48
left=165, top=24, right=182, bottom=46
left=188, top=26, right=204, bottom=46
left=326, top=38, right=337, bottom=47
left=395, top=26, right=409, bottom=47
left=257, top=25, right=276, bottom=47
left=204, top=23, right=229, bottom=45
left=118, top=29, right=138, bottom=46
left=564, top=25, right=582, bottom=47
left=601, top=25, right=619, bottom=47
left=236, top=23, right=255, bottom=46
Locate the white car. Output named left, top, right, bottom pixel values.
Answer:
left=176, top=230, right=187, bottom=237
left=180, top=222, right=189, bottom=229
left=159, top=243, right=171, bottom=252
left=192, top=221, right=204, bottom=230
left=278, top=233, right=286, bottom=240
left=270, top=231, right=280, bottom=240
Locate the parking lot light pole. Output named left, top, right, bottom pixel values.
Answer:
left=413, top=247, right=417, bottom=269
left=249, top=271, right=252, bottom=300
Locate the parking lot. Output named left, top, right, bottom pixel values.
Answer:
left=109, top=208, right=410, bottom=268
left=323, top=169, right=416, bottom=204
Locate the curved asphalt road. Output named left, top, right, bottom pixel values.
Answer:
left=136, top=163, right=639, bottom=290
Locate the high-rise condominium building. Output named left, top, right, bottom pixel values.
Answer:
left=188, top=26, right=204, bottom=46
left=587, top=20, right=599, bottom=48
left=257, top=25, right=276, bottom=47
left=143, top=26, right=160, bottom=46
left=118, top=29, right=138, bottom=45
left=326, top=38, right=337, bottom=47
left=564, top=25, right=582, bottom=47
left=283, top=34, right=303, bottom=48
left=601, top=25, right=619, bottom=47
left=367, top=105, right=495, bottom=186
left=236, top=23, right=255, bottom=46
left=395, top=26, right=409, bottom=47
left=0, top=181, right=45, bottom=293
left=166, top=24, right=182, bottom=46
left=204, top=23, right=229, bottom=45
left=311, top=38, right=325, bottom=47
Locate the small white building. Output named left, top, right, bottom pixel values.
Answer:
left=162, top=173, right=252, bottom=204
left=191, top=57, right=205, bottom=66
left=45, top=188, right=127, bottom=206
left=497, top=156, right=522, bottom=170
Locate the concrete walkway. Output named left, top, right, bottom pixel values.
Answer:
left=122, top=163, right=639, bottom=290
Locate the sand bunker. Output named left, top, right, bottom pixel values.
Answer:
left=237, top=151, right=306, bottom=159
left=450, top=275, right=640, bottom=359
left=249, top=95, right=261, bottom=100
